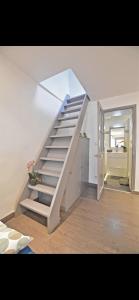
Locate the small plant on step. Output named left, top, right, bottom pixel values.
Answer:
left=27, top=160, right=41, bottom=186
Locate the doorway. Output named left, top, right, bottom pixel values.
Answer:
left=103, top=106, right=136, bottom=193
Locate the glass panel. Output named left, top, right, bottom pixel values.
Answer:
left=111, top=136, right=115, bottom=147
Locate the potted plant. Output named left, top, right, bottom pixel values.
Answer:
left=121, top=145, right=127, bottom=152
left=27, top=160, right=41, bottom=186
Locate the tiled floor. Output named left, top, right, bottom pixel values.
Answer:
left=104, top=175, right=130, bottom=192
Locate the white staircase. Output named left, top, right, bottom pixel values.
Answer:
left=19, top=94, right=89, bottom=233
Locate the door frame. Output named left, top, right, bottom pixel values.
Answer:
left=97, top=101, right=104, bottom=200
left=103, top=104, right=136, bottom=192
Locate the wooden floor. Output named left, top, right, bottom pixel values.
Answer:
left=6, top=187, right=139, bottom=253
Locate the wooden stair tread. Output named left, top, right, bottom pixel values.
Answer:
left=20, top=199, right=50, bottom=218
left=67, top=95, right=85, bottom=103
left=40, top=157, right=65, bottom=162
left=45, top=145, right=69, bottom=149
left=28, top=184, right=55, bottom=196
left=50, top=134, right=72, bottom=138
left=64, top=100, right=83, bottom=108
left=63, top=107, right=81, bottom=114
left=58, top=115, right=79, bottom=121
left=35, top=169, right=61, bottom=177
left=54, top=124, right=76, bottom=129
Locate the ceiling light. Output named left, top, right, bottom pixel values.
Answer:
left=113, top=111, right=122, bottom=117
left=113, top=124, right=122, bottom=128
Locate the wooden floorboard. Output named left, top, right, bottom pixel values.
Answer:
left=6, top=187, right=139, bottom=253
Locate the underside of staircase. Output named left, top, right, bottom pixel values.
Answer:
left=18, top=94, right=89, bottom=233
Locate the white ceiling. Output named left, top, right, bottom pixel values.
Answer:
left=0, top=46, right=139, bottom=100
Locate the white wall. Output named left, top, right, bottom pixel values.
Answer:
left=68, top=69, right=86, bottom=98
left=81, top=101, right=98, bottom=184
left=0, top=53, right=61, bottom=219
left=40, top=68, right=85, bottom=100
left=40, top=69, right=70, bottom=101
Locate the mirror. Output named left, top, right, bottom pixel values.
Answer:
left=110, top=127, right=125, bottom=148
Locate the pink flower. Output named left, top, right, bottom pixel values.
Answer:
left=27, top=160, right=35, bottom=172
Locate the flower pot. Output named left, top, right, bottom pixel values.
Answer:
left=29, top=178, right=37, bottom=186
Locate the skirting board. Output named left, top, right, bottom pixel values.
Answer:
left=1, top=211, right=15, bottom=223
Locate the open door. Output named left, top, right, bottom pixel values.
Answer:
left=97, top=101, right=104, bottom=200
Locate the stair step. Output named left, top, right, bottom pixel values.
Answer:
left=35, top=169, right=61, bottom=177
left=28, top=184, right=55, bottom=196
left=54, top=124, right=76, bottom=129
left=50, top=134, right=72, bottom=138
left=20, top=199, right=51, bottom=218
left=67, top=95, right=85, bottom=103
left=62, top=107, right=81, bottom=114
left=58, top=115, right=79, bottom=121
left=64, top=100, right=83, bottom=108
left=45, top=145, right=68, bottom=149
left=40, top=157, right=65, bottom=162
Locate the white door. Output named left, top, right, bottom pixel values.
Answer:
left=97, top=101, right=104, bottom=200
left=128, top=113, right=132, bottom=190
